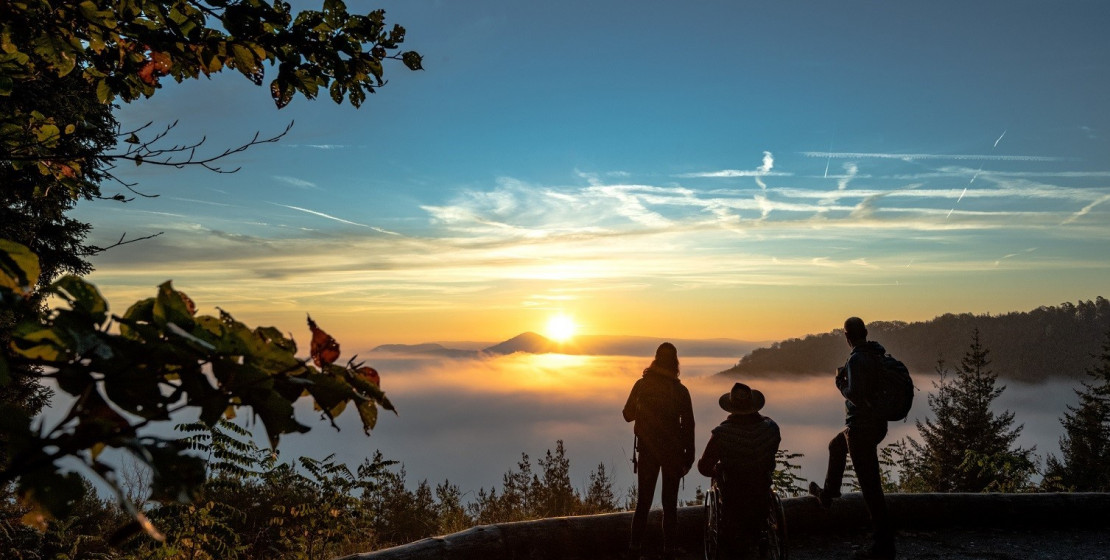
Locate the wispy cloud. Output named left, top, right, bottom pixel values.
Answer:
left=677, top=151, right=791, bottom=181
left=994, top=247, right=1037, bottom=267
left=86, top=151, right=1110, bottom=341
left=273, top=175, right=321, bottom=190
left=286, top=144, right=348, bottom=150
left=837, top=163, right=858, bottom=191
left=1062, top=194, right=1110, bottom=225
left=168, top=197, right=234, bottom=207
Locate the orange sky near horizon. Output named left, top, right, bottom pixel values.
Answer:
left=83, top=262, right=1103, bottom=353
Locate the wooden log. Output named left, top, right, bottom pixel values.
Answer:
left=335, top=493, right=1110, bottom=560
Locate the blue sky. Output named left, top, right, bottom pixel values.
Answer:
left=75, top=0, right=1110, bottom=346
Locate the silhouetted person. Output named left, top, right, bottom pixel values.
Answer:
left=809, top=317, right=896, bottom=559
left=623, top=342, right=695, bottom=560
left=698, top=382, right=781, bottom=560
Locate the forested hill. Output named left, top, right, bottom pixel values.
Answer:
left=719, top=298, right=1110, bottom=382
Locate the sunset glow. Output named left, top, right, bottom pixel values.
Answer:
left=74, top=1, right=1108, bottom=349
left=546, top=314, right=577, bottom=343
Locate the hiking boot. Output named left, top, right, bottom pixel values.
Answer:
left=808, top=481, right=837, bottom=509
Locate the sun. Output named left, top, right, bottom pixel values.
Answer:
left=546, top=314, right=577, bottom=343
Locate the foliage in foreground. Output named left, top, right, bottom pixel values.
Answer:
left=2, top=435, right=631, bottom=559
left=0, top=239, right=393, bottom=538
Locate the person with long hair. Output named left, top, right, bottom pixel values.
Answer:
left=622, top=342, right=695, bottom=560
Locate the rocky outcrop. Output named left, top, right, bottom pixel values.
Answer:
left=336, top=493, right=1110, bottom=560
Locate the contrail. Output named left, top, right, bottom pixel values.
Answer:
left=801, top=151, right=1063, bottom=162
left=947, top=131, right=1005, bottom=221
left=823, top=140, right=832, bottom=178
left=1062, top=194, right=1110, bottom=224
left=269, top=202, right=401, bottom=235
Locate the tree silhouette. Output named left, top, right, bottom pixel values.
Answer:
left=907, top=329, right=1036, bottom=492
left=1044, top=329, right=1110, bottom=491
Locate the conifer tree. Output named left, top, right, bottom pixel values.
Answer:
left=908, top=328, right=1036, bottom=492
left=537, top=441, right=577, bottom=517
left=1044, top=329, right=1110, bottom=491
left=581, top=463, right=618, bottom=513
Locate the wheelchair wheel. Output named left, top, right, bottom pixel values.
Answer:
left=762, top=492, right=788, bottom=560
left=703, top=485, right=722, bottom=560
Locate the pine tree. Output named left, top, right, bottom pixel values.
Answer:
left=1044, top=329, right=1110, bottom=491
left=537, top=441, right=578, bottom=517
left=908, top=328, right=1036, bottom=492
left=434, top=480, right=472, bottom=535
left=581, top=463, right=618, bottom=514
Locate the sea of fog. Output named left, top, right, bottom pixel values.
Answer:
left=271, top=353, right=1079, bottom=504
left=43, top=353, right=1082, bottom=505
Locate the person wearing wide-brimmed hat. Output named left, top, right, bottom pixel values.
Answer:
left=698, top=382, right=781, bottom=560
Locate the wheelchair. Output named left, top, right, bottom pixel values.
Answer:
left=703, top=478, right=787, bottom=560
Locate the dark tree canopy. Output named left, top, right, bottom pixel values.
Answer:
left=721, top=298, right=1110, bottom=382
left=1, top=0, right=422, bottom=282
left=1, top=0, right=421, bottom=538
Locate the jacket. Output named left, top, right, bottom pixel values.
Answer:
left=837, top=340, right=886, bottom=425
left=697, top=413, right=780, bottom=492
left=623, top=365, right=695, bottom=473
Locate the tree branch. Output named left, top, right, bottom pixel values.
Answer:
left=86, top=232, right=165, bottom=255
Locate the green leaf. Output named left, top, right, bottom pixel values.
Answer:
left=230, top=43, right=257, bottom=75
left=119, top=297, right=155, bottom=340
left=96, top=80, right=111, bottom=103
left=153, top=281, right=195, bottom=331
left=401, top=51, right=423, bottom=71
left=10, top=325, right=67, bottom=362
left=0, top=239, right=41, bottom=296
left=304, top=372, right=355, bottom=417
left=253, top=389, right=311, bottom=449
left=0, top=75, right=12, bottom=95
left=355, top=400, right=378, bottom=434
left=52, top=275, right=108, bottom=325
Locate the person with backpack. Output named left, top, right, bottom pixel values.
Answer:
left=697, top=382, right=781, bottom=560
left=808, top=317, right=898, bottom=560
left=622, top=342, right=695, bottom=560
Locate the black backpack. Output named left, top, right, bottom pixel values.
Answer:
left=869, top=354, right=915, bottom=422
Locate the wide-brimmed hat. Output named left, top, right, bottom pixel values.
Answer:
left=719, top=382, right=766, bottom=414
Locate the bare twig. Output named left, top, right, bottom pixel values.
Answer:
left=87, top=231, right=165, bottom=255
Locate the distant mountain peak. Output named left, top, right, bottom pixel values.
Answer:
left=483, top=332, right=557, bottom=355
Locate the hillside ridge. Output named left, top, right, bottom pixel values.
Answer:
left=720, top=297, right=1110, bottom=382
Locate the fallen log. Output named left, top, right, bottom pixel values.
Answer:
left=336, top=493, right=1110, bottom=560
